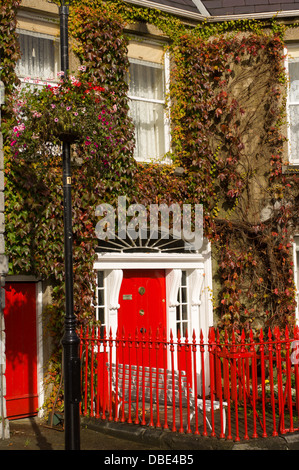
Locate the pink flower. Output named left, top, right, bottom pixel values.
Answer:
left=13, top=123, right=25, bottom=133
left=54, top=118, right=59, bottom=122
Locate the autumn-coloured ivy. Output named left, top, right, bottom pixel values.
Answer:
left=169, top=30, right=299, bottom=332
left=0, top=0, right=21, bottom=131
left=2, top=0, right=299, bottom=414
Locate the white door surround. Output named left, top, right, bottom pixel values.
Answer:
left=93, top=245, right=214, bottom=342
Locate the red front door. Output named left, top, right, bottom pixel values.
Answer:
left=4, top=282, right=38, bottom=420
left=117, top=269, right=166, bottom=368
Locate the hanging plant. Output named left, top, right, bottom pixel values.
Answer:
left=10, top=69, right=134, bottom=167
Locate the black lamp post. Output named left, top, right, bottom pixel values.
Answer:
left=59, top=1, right=81, bottom=450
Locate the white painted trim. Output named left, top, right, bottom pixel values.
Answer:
left=36, top=281, right=44, bottom=418
left=192, top=0, right=210, bottom=17
left=95, top=252, right=207, bottom=270
left=285, top=45, right=299, bottom=166
left=16, top=28, right=59, bottom=41
left=94, top=242, right=214, bottom=337
left=191, top=268, right=204, bottom=307
left=164, top=50, right=171, bottom=161
left=168, top=269, right=182, bottom=307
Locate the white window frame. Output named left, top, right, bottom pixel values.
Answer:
left=285, top=44, right=299, bottom=165
left=16, top=28, right=60, bottom=87
left=175, top=269, right=190, bottom=337
left=95, top=270, right=107, bottom=334
left=127, top=39, right=171, bottom=164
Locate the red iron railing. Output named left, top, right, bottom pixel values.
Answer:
left=79, top=325, right=299, bottom=441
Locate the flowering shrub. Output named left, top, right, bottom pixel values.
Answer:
left=10, top=69, right=133, bottom=169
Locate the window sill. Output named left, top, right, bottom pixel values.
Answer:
left=282, top=164, right=299, bottom=174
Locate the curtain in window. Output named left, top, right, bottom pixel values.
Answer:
left=128, top=60, right=166, bottom=161
left=288, top=60, right=299, bottom=164
left=16, top=34, right=56, bottom=81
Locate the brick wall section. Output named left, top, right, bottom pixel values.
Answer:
left=201, top=0, right=299, bottom=16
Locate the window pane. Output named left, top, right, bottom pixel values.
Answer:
left=98, top=289, right=104, bottom=306
left=289, top=105, right=299, bottom=161
left=98, top=307, right=105, bottom=324
left=176, top=305, right=180, bottom=322
left=181, top=287, right=187, bottom=303
left=16, top=34, right=56, bottom=80
left=182, top=303, right=188, bottom=321
left=129, top=100, right=165, bottom=161
left=97, top=271, right=104, bottom=287
left=128, top=62, right=164, bottom=100
left=289, top=61, right=299, bottom=102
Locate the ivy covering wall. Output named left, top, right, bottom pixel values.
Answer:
left=1, top=0, right=299, bottom=412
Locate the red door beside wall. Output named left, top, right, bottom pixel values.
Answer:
left=117, top=269, right=166, bottom=368
left=4, top=282, right=38, bottom=420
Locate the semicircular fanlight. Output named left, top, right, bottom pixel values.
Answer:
left=96, top=228, right=197, bottom=254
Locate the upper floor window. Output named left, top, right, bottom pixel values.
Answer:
left=286, top=45, right=299, bottom=165
left=127, top=39, right=170, bottom=163
left=16, top=30, right=59, bottom=86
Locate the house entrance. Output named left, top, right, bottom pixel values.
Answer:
left=4, top=282, right=38, bottom=420
left=117, top=269, right=166, bottom=368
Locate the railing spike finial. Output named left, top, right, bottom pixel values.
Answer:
left=241, top=329, right=245, bottom=342
left=192, top=329, right=196, bottom=342
left=268, top=327, right=272, bottom=341
left=185, top=329, right=189, bottom=343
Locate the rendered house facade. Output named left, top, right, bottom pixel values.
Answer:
left=0, top=0, right=299, bottom=434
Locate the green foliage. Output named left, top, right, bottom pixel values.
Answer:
left=0, top=0, right=21, bottom=135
